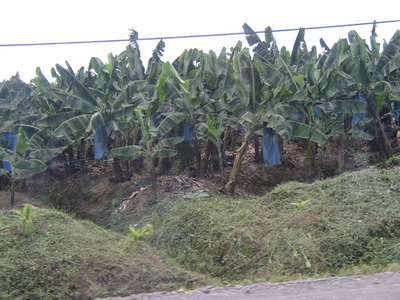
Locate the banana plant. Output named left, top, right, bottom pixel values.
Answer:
left=109, top=107, right=183, bottom=176
left=240, top=24, right=337, bottom=179
left=156, top=61, right=207, bottom=174
left=0, top=128, right=49, bottom=205
left=191, top=48, right=239, bottom=174
left=347, top=27, right=400, bottom=158
left=204, top=115, right=225, bottom=176
left=0, top=74, right=36, bottom=132
left=297, top=37, right=370, bottom=173
left=36, top=49, right=145, bottom=178
left=224, top=46, right=259, bottom=193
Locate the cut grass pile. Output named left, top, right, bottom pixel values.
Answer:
left=147, top=166, right=400, bottom=280
left=0, top=208, right=207, bottom=300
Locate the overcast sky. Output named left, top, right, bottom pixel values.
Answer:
left=1, top=0, right=399, bottom=81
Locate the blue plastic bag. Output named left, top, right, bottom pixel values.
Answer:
left=1, top=160, right=12, bottom=174
left=183, top=123, right=193, bottom=142
left=0, top=132, right=17, bottom=151
left=352, top=94, right=367, bottom=126
left=393, top=101, right=400, bottom=123
left=262, top=127, right=281, bottom=167
left=94, top=126, right=107, bottom=160
left=0, top=132, right=17, bottom=174
left=314, top=106, right=321, bottom=118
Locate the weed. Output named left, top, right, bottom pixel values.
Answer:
left=291, top=199, right=311, bottom=209
left=378, top=155, right=400, bottom=168
left=13, top=204, right=34, bottom=236
left=128, top=224, right=154, bottom=242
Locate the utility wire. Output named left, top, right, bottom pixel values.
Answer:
left=0, top=19, right=399, bottom=47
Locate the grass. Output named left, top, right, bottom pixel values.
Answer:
left=147, top=166, right=400, bottom=280
left=0, top=208, right=208, bottom=300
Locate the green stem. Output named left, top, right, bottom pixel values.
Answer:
left=10, top=177, right=15, bottom=206
left=225, top=131, right=252, bottom=194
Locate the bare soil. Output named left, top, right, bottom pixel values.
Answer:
left=101, top=272, right=400, bottom=300
left=0, top=190, right=44, bottom=210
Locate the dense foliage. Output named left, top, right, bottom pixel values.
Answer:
left=1, top=24, right=400, bottom=194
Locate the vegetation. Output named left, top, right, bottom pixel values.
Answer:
left=1, top=24, right=400, bottom=197
left=128, top=223, right=154, bottom=242
left=0, top=128, right=48, bottom=205
left=147, top=166, right=400, bottom=280
left=1, top=22, right=400, bottom=298
left=0, top=208, right=207, bottom=299
left=13, top=204, right=34, bottom=236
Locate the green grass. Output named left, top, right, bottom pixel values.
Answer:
left=147, top=166, right=400, bottom=280
left=0, top=208, right=208, bottom=300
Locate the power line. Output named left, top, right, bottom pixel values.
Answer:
left=1, top=19, right=399, bottom=48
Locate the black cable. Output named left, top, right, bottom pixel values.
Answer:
left=0, top=19, right=399, bottom=47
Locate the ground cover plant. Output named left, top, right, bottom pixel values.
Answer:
left=147, top=165, right=400, bottom=280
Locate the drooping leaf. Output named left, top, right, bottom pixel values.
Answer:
left=160, top=137, right=184, bottom=148
left=16, top=127, right=29, bottom=155
left=30, top=148, right=65, bottom=162
left=157, top=148, right=178, bottom=159
left=291, top=28, right=306, bottom=66
left=14, top=159, right=47, bottom=179
left=37, top=111, right=79, bottom=128
left=157, top=112, right=186, bottom=137
left=53, top=114, right=91, bottom=143
left=55, top=64, right=99, bottom=108
left=157, top=62, right=189, bottom=102
left=110, top=145, right=145, bottom=160
left=291, top=121, right=328, bottom=145
left=242, top=23, right=262, bottom=46
left=351, top=128, right=374, bottom=141
left=376, top=30, right=400, bottom=75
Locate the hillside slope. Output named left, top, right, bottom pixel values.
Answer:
left=0, top=208, right=207, bottom=299
left=147, top=166, right=400, bottom=280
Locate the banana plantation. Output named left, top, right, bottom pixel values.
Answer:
left=1, top=23, right=400, bottom=199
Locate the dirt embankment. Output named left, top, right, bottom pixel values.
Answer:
left=0, top=190, right=44, bottom=210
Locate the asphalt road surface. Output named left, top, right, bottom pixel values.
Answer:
left=101, top=272, right=400, bottom=300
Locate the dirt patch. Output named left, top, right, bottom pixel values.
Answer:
left=0, top=191, right=44, bottom=210
left=35, top=164, right=217, bottom=230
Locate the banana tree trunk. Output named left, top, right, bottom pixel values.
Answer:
left=193, top=134, right=201, bottom=177
left=278, top=136, right=284, bottom=161
left=337, top=135, right=345, bottom=174
left=337, top=115, right=352, bottom=174
left=112, top=158, right=124, bottom=181
left=305, top=140, right=317, bottom=176
left=202, top=140, right=212, bottom=173
left=131, top=127, right=142, bottom=172
left=67, top=146, right=74, bottom=161
left=223, top=126, right=232, bottom=151
left=225, top=132, right=251, bottom=194
left=217, top=142, right=224, bottom=184
left=10, top=176, right=15, bottom=206
left=367, top=95, right=393, bottom=158
left=79, top=139, right=87, bottom=174
left=254, top=135, right=261, bottom=163
left=210, top=144, right=219, bottom=171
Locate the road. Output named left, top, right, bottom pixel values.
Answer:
left=101, top=272, right=400, bottom=300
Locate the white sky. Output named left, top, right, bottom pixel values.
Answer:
left=1, top=0, right=399, bottom=81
